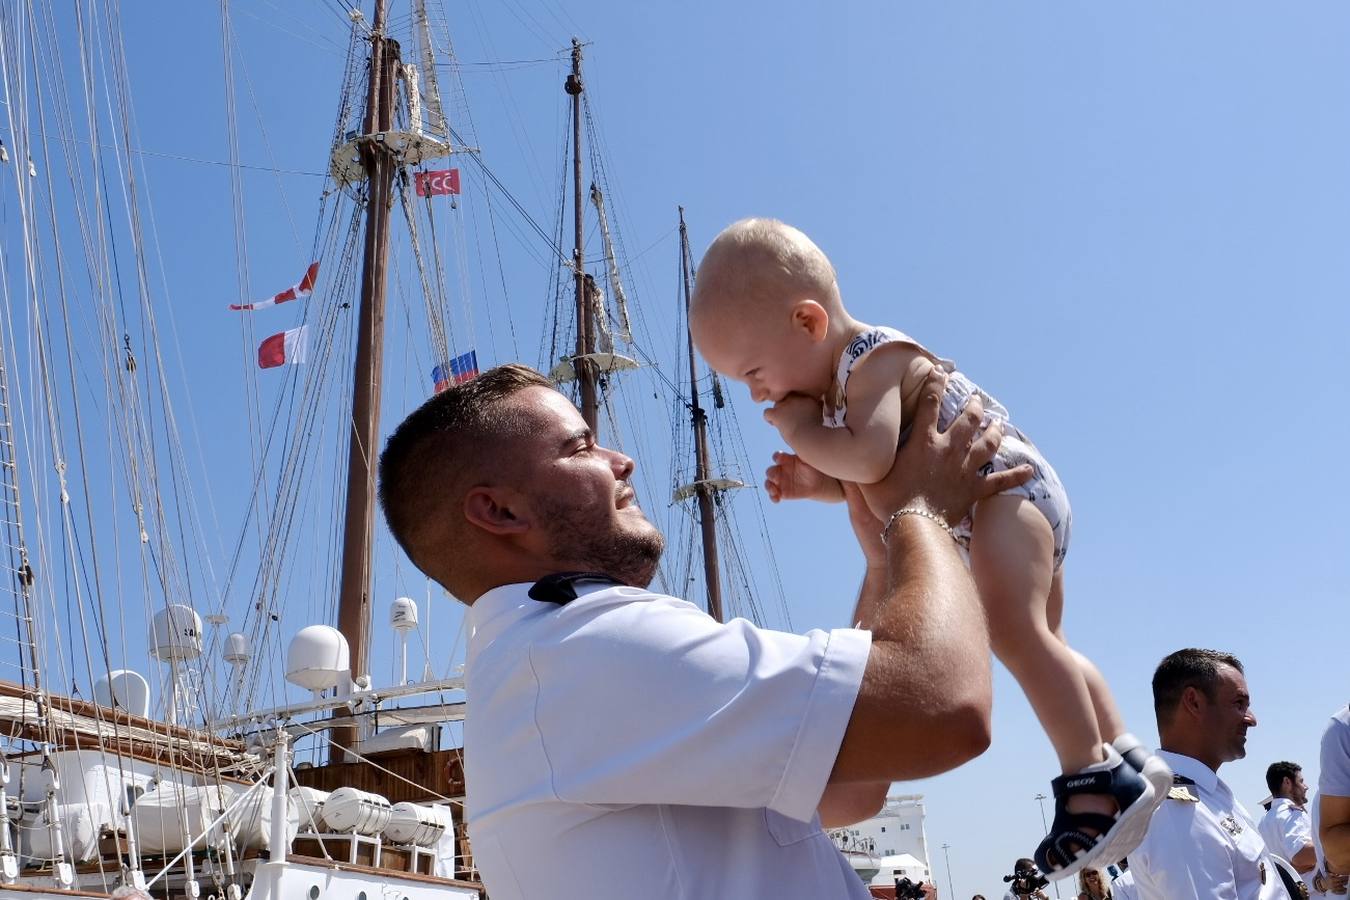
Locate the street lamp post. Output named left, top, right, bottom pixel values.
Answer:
left=1033, top=794, right=1063, bottom=899
left=941, top=842, right=956, bottom=900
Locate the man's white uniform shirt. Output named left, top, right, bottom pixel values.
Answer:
left=1131, top=750, right=1291, bottom=899
left=1258, top=797, right=1314, bottom=896
left=462, top=581, right=874, bottom=900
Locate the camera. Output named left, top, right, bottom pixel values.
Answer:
left=1003, top=863, right=1050, bottom=896
left=893, top=877, right=926, bottom=900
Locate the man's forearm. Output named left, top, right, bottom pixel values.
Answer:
left=1326, top=823, right=1350, bottom=872
left=851, top=562, right=888, bottom=629
left=833, top=515, right=993, bottom=782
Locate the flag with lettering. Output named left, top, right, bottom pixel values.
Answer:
left=258, top=325, right=309, bottom=369
left=231, top=262, right=320, bottom=311
left=414, top=169, right=461, bottom=197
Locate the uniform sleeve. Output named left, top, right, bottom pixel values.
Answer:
left=1132, top=802, right=1241, bottom=900
left=527, top=589, right=871, bottom=823
left=1272, top=806, right=1313, bottom=858
left=1321, top=716, right=1350, bottom=798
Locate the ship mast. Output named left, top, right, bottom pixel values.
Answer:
left=334, top=0, right=399, bottom=756
left=566, top=38, right=599, bottom=433
left=678, top=209, right=724, bottom=623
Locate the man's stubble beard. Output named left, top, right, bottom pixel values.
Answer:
left=536, top=494, right=664, bottom=588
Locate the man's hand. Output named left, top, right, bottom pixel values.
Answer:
left=762, top=393, right=821, bottom=441
left=858, top=369, right=1033, bottom=524
left=765, top=451, right=844, bottom=503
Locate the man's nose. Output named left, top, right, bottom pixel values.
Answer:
left=750, top=384, right=768, bottom=403
left=1245, top=709, right=1257, bottom=727
left=606, top=447, right=635, bottom=480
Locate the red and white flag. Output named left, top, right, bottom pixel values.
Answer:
left=414, top=169, right=461, bottom=197
left=258, top=325, right=309, bottom=369
left=231, top=262, right=320, bottom=311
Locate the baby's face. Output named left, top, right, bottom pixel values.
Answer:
left=692, top=307, right=824, bottom=404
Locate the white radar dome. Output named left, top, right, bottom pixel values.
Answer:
left=390, top=597, right=418, bottom=631
left=148, top=605, right=203, bottom=662
left=285, top=625, right=350, bottom=693
left=92, top=669, right=151, bottom=718
left=223, top=632, right=251, bottom=666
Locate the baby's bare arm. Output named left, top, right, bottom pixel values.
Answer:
left=773, top=345, right=926, bottom=484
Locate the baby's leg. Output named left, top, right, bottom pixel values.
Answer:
left=1045, top=572, right=1125, bottom=745
left=971, top=494, right=1102, bottom=775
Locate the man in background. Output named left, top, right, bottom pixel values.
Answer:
left=1128, top=649, right=1290, bottom=899
left=1258, top=761, right=1316, bottom=893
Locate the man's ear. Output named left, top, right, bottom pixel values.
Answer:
left=1180, top=685, right=1207, bottom=720
left=464, top=486, right=531, bottom=535
left=790, top=299, right=830, bottom=342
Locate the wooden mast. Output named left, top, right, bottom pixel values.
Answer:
left=334, top=0, right=400, bottom=756
left=679, top=209, right=724, bottom=623
left=566, top=38, right=599, bottom=433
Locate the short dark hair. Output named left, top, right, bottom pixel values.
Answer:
left=1015, top=857, right=1035, bottom=871
left=378, top=364, right=552, bottom=576
left=1152, top=648, right=1244, bottom=722
left=1266, top=761, right=1302, bottom=796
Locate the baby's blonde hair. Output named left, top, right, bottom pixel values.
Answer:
left=691, top=218, right=840, bottom=321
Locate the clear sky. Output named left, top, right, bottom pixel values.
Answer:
left=14, top=2, right=1349, bottom=897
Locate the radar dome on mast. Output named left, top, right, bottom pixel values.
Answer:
left=223, top=632, right=252, bottom=666
left=148, top=605, right=203, bottom=662
left=285, top=625, right=350, bottom=694
left=390, top=597, right=418, bottom=630
left=92, top=669, right=150, bottom=718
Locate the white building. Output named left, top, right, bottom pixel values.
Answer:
left=830, top=793, right=933, bottom=890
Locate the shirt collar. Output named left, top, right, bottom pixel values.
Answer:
left=467, top=578, right=631, bottom=641
left=1157, top=749, right=1223, bottom=794
left=1269, top=796, right=1304, bottom=814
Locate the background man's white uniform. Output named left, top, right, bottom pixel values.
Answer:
left=1131, top=749, right=1291, bottom=899
left=1259, top=796, right=1314, bottom=896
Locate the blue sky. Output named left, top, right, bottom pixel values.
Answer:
left=8, top=1, right=1348, bottom=896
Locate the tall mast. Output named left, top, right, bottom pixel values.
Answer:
left=566, top=38, right=598, bottom=433
left=334, top=0, right=399, bottom=755
left=679, top=209, right=724, bottom=623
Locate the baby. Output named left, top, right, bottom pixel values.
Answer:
left=689, top=218, right=1171, bottom=880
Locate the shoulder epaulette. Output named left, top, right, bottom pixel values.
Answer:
left=1167, top=775, right=1199, bottom=802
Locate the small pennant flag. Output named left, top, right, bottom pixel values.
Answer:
left=431, top=350, right=478, bottom=392
left=231, top=262, right=320, bottom=311
left=414, top=169, right=461, bottom=197
left=258, top=325, right=309, bottom=369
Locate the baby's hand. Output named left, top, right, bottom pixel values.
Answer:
left=765, top=451, right=844, bottom=503
left=762, top=393, right=821, bottom=440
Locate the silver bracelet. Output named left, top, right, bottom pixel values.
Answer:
left=880, top=506, right=964, bottom=546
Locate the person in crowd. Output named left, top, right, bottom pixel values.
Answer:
left=1001, top=857, right=1050, bottom=900
left=690, top=218, right=1169, bottom=879
left=377, top=363, right=1028, bottom=900
left=1258, top=760, right=1316, bottom=894
left=1313, top=704, right=1350, bottom=897
left=1128, top=649, right=1291, bottom=898
left=1077, top=867, right=1113, bottom=899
